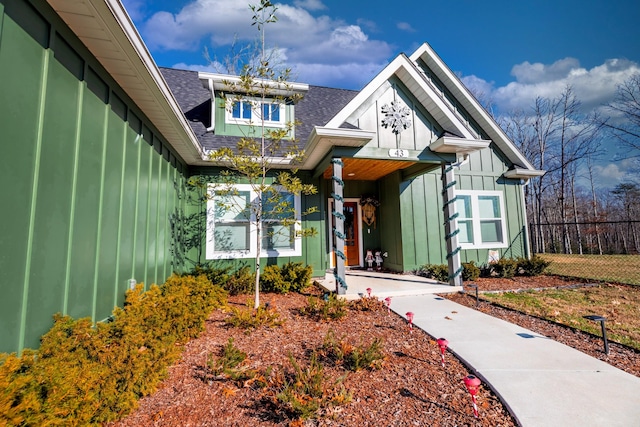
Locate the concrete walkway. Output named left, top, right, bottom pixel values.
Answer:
left=320, top=271, right=640, bottom=426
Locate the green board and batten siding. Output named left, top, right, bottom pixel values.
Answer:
left=397, top=145, right=527, bottom=272
left=0, top=0, right=187, bottom=354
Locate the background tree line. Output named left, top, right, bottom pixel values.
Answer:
left=486, top=74, right=640, bottom=255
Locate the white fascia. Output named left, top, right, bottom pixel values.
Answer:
left=198, top=72, right=309, bottom=96
left=410, top=43, right=537, bottom=171
left=301, top=127, right=376, bottom=169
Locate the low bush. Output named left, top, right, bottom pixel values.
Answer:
left=224, top=266, right=256, bottom=296
left=260, top=262, right=313, bottom=294
left=491, top=258, right=519, bottom=278
left=321, top=330, right=385, bottom=371
left=417, top=264, right=449, bottom=282
left=517, top=255, right=551, bottom=276
left=267, top=353, right=352, bottom=422
left=207, top=338, right=262, bottom=385
left=300, top=294, right=348, bottom=321
left=0, top=274, right=227, bottom=426
left=349, top=295, right=384, bottom=312
left=462, top=261, right=480, bottom=281
left=225, top=299, right=284, bottom=330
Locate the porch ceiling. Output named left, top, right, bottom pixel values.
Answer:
left=322, top=158, right=416, bottom=181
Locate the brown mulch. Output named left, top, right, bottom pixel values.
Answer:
left=110, top=276, right=640, bottom=426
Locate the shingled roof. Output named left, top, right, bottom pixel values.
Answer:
left=160, top=67, right=359, bottom=153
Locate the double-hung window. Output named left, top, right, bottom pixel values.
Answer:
left=207, top=184, right=301, bottom=259
left=455, top=190, right=507, bottom=249
left=226, top=97, right=285, bottom=127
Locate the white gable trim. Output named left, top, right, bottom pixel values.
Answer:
left=409, top=43, right=537, bottom=171
left=325, top=55, right=476, bottom=140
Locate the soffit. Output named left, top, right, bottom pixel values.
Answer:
left=322, top=158, right=415, bottom=181
left=46, top=0, right=206, bottom=165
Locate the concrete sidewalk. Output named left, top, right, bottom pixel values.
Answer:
left=389, top=294, right=640, bottom=427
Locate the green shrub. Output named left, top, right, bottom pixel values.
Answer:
left=516, top=255, right=551, bottom=276
left=492, top=258, right=518, bottom=278
left=225, top=299, right=284, bottom=330
left=462, top=261, right=480, bottom=281
left=321, top=330, right=385, bottom=371
left=260, top=264, right=288, bottom=293
left=207, top=338, right=260, bottom=385
left=224, top=266, right=256, bottom=295
left=300, top=294, right=348, bottom=321
left=0, top=274, right=228, bottom=426
left=269, top=353, right=352, bottom=421
left=281, top=262, right=313, bottom=293
left=187, top=265, right=231, bottom=287
left=417, top=264, right=449, bottom=282
left=349, top=295, right=383, bottom=312
left=260, top=262, right=314, bottom=294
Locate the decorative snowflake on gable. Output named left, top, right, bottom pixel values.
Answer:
left=381, top=101, right=412, bottom=134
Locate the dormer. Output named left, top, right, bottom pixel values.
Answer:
left=198, top=72, right=309, bottom=138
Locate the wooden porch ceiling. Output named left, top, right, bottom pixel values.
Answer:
left=322, top=158, right=416, bottom=181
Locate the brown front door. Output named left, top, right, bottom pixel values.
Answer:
left=343, top=202, right=359, bottom=266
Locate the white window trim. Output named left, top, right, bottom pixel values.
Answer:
left=455, top=190, right=508, bottom=249
left=225, top=97, right=286, bottom=128
left=206, top=183, right=302, bottom=260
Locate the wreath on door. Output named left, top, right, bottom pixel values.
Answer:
left=360, top=195, right=380, bottom=229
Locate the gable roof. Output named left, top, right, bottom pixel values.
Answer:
left=409, top=43, right=537, bottom=171
left=324, top=43, right=539, bottom=172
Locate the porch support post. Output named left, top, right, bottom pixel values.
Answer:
left=331, top=158, right=347, bottom=294
left=441, top=163, right=463, bottom=286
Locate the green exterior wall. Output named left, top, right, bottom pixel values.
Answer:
left=0, top=0, right=187, bottom=354
left=398, top=146, right=527, bottom=272
left=186, top=169, right=326, bottom=278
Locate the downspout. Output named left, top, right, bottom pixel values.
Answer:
left=206, top=79, right=215, bottom=132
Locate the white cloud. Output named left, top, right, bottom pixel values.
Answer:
left=397, top=22, right=416, bottom=33
left=140, top=0, right=393, bottom=66
left=293, top=0, right=326, bottom=11
left=590, top=158, right=639, bottom=188
left=138, top=0, right=394, bottom=88
left=461, top=58, right=640, bottom=114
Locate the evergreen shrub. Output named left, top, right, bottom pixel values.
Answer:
left=0, top=274, right=227, bottom=425
left=516, top=255, right=551, bottom=276
left=462, top=261, right=481, bottom=281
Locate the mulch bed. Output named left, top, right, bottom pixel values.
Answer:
left=109, top=275, right=639, bottom=426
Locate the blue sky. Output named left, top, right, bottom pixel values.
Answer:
left=122, top=0, right=640, bottom=187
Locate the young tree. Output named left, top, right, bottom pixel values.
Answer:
left=208, top=0, right=317, bottom=308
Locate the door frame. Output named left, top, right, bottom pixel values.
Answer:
left=328, top=198, right=363, bottom=268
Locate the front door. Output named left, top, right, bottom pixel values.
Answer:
left=330, top=200, right=361, bottom=267
left=343, top=202, right=359, bottom=266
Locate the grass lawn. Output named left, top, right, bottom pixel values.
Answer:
left=539, top=253, right=640, bottom=285
left=483, top=283, right=640, bottom=351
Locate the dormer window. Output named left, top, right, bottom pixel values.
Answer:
left=198, top=72, right=308, bottom=134
left=226, top=98, right=285, bottom=127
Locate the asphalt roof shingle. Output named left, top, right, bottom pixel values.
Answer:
left=160, top=67, right=359, bottom=153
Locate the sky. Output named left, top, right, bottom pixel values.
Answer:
left=121, top=0, right=640, bottom=188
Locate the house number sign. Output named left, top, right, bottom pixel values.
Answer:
left=388, top=148, right=408, bottom=158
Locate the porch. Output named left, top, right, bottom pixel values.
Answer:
left=318, top=269, right=462, bottom=300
